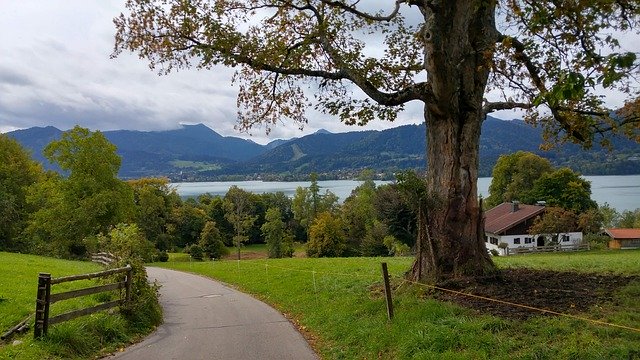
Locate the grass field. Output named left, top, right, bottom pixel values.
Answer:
left=0, top=252, right=102, bottom=332
left=0, top=252, right=151, bottom=360
left=156, top=250, right=640, bottom=359
left=169, top=243, right=307, bottom=261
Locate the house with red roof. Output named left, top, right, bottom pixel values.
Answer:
left=484, top=201, right=583, bottom=254
left=604, top=228, right=640, bottom=249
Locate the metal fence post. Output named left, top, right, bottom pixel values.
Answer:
left=34, top=273, right=51, bottom=338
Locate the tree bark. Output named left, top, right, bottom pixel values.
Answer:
left=409, top=0, right=497, bottom=281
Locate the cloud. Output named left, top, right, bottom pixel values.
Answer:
left=1, top=1, right=636, bottom=145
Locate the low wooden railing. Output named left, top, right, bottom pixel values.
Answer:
left=34, top=265, right=132, bottom=338
left=506, top=243, right=591, bottom=255
left=91, top=252, right=118, bottom=266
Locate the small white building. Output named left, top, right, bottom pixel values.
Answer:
left=484, top=202, right=582, bottom=254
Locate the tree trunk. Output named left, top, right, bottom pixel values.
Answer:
left=409, top=1, right=497, bottom=281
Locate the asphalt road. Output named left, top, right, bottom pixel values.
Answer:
left=109, top=267, right=317, bottom=360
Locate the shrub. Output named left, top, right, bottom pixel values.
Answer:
left=188, top=244, right=204, bottom=260
left=490, top=249, right=500, bottom=256
left=584, top=233, right=610, bottom=250
left=199, top=221, right=230, bottom=260
left=307, top=212, right=347, bottom=257
left=360, top=221, right=390, bottom=256
left=96, top=224, right=155, bottom=262
left=95, top=225, right=163, bottom=333
left=156, top=250, right=169, bottom=262
left=383, top=235, right=411, bottom=256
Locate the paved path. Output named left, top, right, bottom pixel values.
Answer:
left=109, top=267, right=317, bottom=360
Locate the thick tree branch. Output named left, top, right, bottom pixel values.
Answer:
left=482, top=101, right=533, bottom=116
left=497, top=33, right=547, bottom=94
left=318, top=0, right=406, bottom=21
left=177, top=33, right=429, bottom=106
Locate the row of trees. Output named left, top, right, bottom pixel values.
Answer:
left=3, top=129, right=637, bottom=263
left=1, top=129, right=420, bottom=260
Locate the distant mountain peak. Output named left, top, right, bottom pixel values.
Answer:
left=314, top=129, right=332, bottom=135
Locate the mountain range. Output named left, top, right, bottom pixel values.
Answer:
left=6, top=117, right=640, bottom=180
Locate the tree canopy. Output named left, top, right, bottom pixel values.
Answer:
left=26, top=127, right=134, bottom=257
left=114, top=0, right=640, bottom=280
left=0, top=135, right=43, bottom=249
left=485, top=151, right=553, bottom=208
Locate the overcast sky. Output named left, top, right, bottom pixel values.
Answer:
left=0, top=1, right=425, bottom=144
left=0, top=1, right=636, bottom=144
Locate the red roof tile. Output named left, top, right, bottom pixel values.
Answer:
left=605, top=228, right=640, bottom=240
left=484, top=202, right=546, bottom=235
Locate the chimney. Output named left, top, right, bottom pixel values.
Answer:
left=511, top=201, right=519, bottom=212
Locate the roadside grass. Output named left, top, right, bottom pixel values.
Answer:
left=494, top=249, right=640, bottom=274
left=156, top=250, right=640, bottom=359
left=168, top=243, right=307, bottom=262
left=0, top=252, right=153, bottom=360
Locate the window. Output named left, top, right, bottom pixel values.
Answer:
left=513, top=238, right=521, bottom=245
left=524, top=237, right=532, bottom=244
left=490, top=237, right=498, bottom=245
left=561, top=235, right=570, bottom=242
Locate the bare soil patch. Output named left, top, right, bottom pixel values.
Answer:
left=433, top=268, right=638, bottom=319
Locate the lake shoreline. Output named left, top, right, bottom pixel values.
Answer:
left=172, top=175, right=640, bottom=212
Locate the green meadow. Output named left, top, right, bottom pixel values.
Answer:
left=157, top=250, right=640, bottom=359
left=3, top=250, right=639, bottom=359
left=0, top=252, right=151, bottom=360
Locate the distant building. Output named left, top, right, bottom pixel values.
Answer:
left=484, top=202, right=583, bottom=254
left=604, top=228, right=640, bottom=249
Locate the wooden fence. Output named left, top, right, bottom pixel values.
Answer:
left=91, top=252, right=118, bottom=266
left=505, top=243, right=591, bottom=255
left=34, top=265, right=132, bottom=338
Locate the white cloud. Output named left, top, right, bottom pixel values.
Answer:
left=0, top=1, right=636, bottom=145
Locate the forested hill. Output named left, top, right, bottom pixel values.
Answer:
left=7, top=117, right=640, bottom=180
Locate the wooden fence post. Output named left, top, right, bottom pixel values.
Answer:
left=125, top=265, right=132, bottom=303
left=34, top=273, right=51, bottom=338
left=381, top=262, right=394, bottom=320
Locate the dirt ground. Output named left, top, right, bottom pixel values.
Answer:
left=431, top=268, right=638, bottom=319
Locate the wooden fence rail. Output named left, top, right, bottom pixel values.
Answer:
left=34, top=264, right=132, bottom=338
left=506, top=243, right=591, bottom=255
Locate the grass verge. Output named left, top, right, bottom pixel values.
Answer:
left=0, top=252, right=160, bottom=360
left=156, top=250, right=640, bottom=359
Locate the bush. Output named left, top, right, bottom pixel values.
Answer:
left=188, top=244, right=204, bottom=260
left=96, top=224, right=155, bottom=262
left=156, top=250, right=169, bottom=262
left=199, top=221, right=229, bottom=260
left=117, top=259, right=162, bottom=331
left=584, top=233, right=610, bottom=250
left=383, top=235, right=411, bottom=256
left=307, top=212, right=347, bottom=257
left=360, top=221, right=390, bottom=256
left=490, top=249, right=500, bottom=256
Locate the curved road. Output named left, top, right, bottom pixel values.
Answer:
left=109, top=267, right=317, bottom=360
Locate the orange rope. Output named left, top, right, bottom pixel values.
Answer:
left=397, top=277, right=640, bottom=334
left=236, top=260, right=640, bottom=333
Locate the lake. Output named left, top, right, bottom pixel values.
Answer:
left=172, top=175, right=640, bottom=212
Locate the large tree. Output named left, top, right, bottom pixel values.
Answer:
left=485, top=151, right=553, bottom=208
left=26, top=126, right=134, bottom=257
left=0, top=135, right=43, bottom=250
left=114, top=0, right=640, bottom=280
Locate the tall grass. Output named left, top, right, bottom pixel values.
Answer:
left=157, top=250, right=640, bottom=359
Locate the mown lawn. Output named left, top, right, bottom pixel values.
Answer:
left=0, top=252, right=101, bottom=332
left=156, top=250, right=640, bottom=359
left=0, top=252, right=149, bottom=360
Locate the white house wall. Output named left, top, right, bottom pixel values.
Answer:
left=485, top=232, right=583, bottom=255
